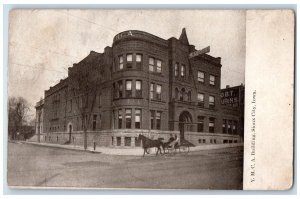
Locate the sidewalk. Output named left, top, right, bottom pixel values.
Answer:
left=20, top=141, right=243, bottom=156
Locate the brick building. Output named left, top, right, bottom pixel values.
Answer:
left=35, top=29, right=244, bottom=147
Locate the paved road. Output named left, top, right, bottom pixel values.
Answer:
left=7, top=142, right=243, bottom=189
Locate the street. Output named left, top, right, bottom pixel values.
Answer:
left=7, top=142, right=243, bottom=189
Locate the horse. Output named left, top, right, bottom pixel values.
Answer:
left=137, top=134, right=163, bottom=157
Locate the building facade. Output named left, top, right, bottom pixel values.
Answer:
left=36, top=29, right=244, bottom=147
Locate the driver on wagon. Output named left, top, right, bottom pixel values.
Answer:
left=169, top=134, right=180, bottom=149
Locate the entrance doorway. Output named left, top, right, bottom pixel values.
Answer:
left=179, top=111, right=193, bottom=140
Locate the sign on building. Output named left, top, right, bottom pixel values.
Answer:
left=189, top=46, right=210, bottom=58
left=220, top=87, right=240, bottom=107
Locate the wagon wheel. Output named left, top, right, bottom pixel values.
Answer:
left=168, top=147, right=176, bottom=155
left=179, top=145, right=190, bottom=154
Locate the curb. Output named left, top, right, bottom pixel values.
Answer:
left=18, top=141, right=243, bottom=156
left=18, top=141, right=102, bottom=154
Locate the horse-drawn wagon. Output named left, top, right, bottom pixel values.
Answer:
left=137, top=134, right=190, bottom=157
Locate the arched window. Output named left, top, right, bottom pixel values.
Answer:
left=181, top=64, right=185, bottom=77
left=175, top=88, right=179, bottom=100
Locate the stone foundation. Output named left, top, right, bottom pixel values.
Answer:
left=37, top=129, right=242, bottom=148
left=184, top=131, right=242, bottom=145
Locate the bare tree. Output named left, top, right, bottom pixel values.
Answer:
left=8, top=96, right=30, bottom=140
left=69, top=64, right=101, bottom=150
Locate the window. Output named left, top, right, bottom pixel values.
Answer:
left=118, top=80, right=123, bottom=98
left=233, top=121, right=237, bottom=134
left=175, top=63, right=179, bottom=77
left=156, top=84, right=162, bottom=100
left=175, top=88, right=179, bottom=100
left=187, top=91, right=192, bottom=101
left=157, top=60, right=162, bottom=73
left=150, top=83, right=154, bottom=100
left=136, top=54, right=142, bottom=70
left=179, top=89, right=184, bottom=101
left=149, top=57, right=154, bottom=72
left=181, top=64, right=185, bottom=77
left=125, top=109, right=132, bottom=129
left=117, top=137, right=121, bottom=146
left=93, top=114, right=97, bottom=130
left=197, top=116, right=204, bottom=132
left=118, top=110, right=122, bottom=129
left=113, top=83, right=117, bottom=99
left=118, top=56, right=123, bottom=70
left=209, top=75, right=215, bottom=86
left=135, top=109, right=141, bottom=129
left=198, top=71, right=205, bottom=83
left=228, top=120, right=232, bottom=134
left=223, top=119, right=227, bottom=134
left=156, top=111, right=161, bottom=130
left=126, top=54, right=133, bottom=68
left=209, top=95, right=215, bottom=109
left=209, top=118, right=215, bottom=133
left=125, top=137, right=131, bottom=146
left=136, top=80, right=142, bottom=98
left=150, top=110, right=155, bottom=129
left=197, top=93, right=204, bottom=107
left=135, top=137, right=141, bottom=147
left=125, top=80, right=132, bottom=97
left=70, top=99, right=72, bottom=111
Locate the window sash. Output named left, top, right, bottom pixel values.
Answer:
left=126, top=81, right=132, bottom=90
left=119, top=56, right=123, bottom=69
left=198, top=71, right=204, bottom=82
left=181, top=65, right=185, bottom=76
left=210, top=75, right=215, bottom=85
left=175, top=64, right=179, bottom=76
left=156, top=85, right=162, bottom=94
left=127, top=54, right=133, bottom=62
left=136, top=81, right=141, bottom=90
left=135, top=109, right=141, bottom=123
left=136, top=54, right=142, bottom=62
left=157, top=60, right=162, bottom=73
left=209, top=96, right=215, bottom=103
left=125, top=109, right=131, bottom=114
left=197, top=93, right=204, bottom=102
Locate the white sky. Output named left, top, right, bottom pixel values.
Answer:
left=8, top=9, right=245, bottom=117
